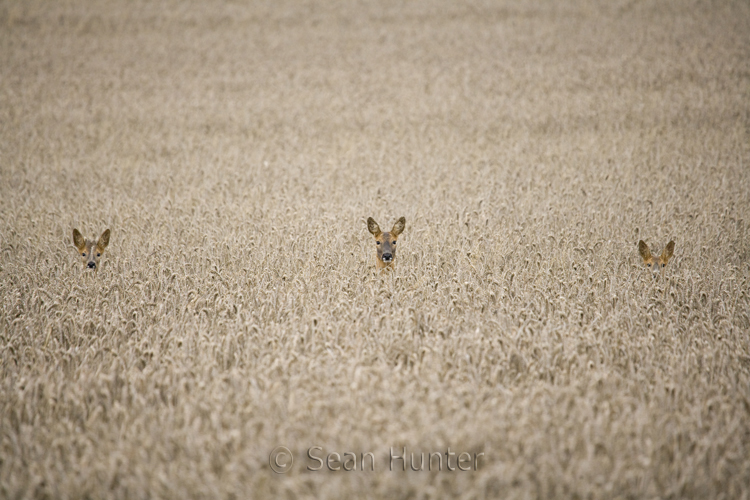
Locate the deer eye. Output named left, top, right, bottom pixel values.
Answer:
left=647, top=263, right=651, bottom=267
left=661, top=263, right=665, bottom=267
left=376, top=241, right=381, bottom=245
left=97, top=253, right=101, bottom=257
left=82, top=253, right=87, bottom=257
left=392, top=241, right=396, bottom=245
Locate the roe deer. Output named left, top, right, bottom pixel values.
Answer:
left=73, top=228, right=110, bottom=270
left=367, top=217, right=405, bottom=270
left=638, top=240, right=674, bottom=271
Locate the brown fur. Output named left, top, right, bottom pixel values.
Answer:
left=638, top=240, right=675, bottom=270
left=367, top=217, right=405, bottom=270
left=73, top=228, right=111, bottom=270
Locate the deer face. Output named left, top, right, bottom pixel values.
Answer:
left=367, top=217, right=405, bottom=269
left=638, top=240, right=674, bottom=271
left=73, top=228, right=110, bottom=270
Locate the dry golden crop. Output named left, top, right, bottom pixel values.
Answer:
left=1, top=0, right=749, bottom=498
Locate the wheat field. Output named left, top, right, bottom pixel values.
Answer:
left=1, top=0, right=749, bottom=498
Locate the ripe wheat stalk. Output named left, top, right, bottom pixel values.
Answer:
left=1, top=1, right=749, bottom=498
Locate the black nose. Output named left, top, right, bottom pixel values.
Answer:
left=382, top=253, right=392, bottom=261
left=87, top=262, right=96, bottom=268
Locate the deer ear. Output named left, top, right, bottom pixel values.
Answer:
left=97, top=229, right=110, bottom=250
left=662, top=240, right=675, bottom=261
left=73, top=229, right=85, bottom=250
left=638, top=240, right=651, bottom=261
left=391, top=217, right=406, bottom=236
left=367, top=217, right=381, bottom=236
